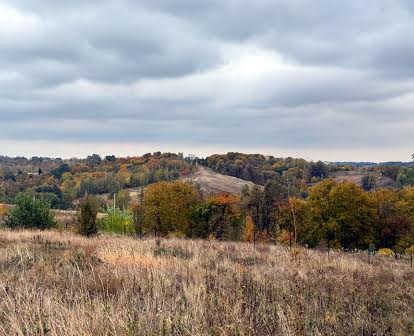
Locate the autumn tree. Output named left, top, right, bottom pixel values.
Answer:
left=142, top=181, right=199, bottom=237
left=243, top=215, right=255, bottom=242
left=393, top=187, right=414, bottom=252
left=276, top=197, right=307, bottom=248
left=263, top=178, right=288, bottom=230
left=308, top=181, right=376, bottom=250
left=302, top=179, right=337, bottom=247
left=370, top=189, right=412, bottom=251
left=196, top=194, right=243, bottom=240
left=248, top=186, right=264, bottom=244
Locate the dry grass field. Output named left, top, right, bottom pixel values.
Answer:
left=0, top=230, right=412, bottom=336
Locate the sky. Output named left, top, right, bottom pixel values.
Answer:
left=1, top=0, right=413, bottom=162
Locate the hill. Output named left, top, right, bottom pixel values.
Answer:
left=182, top=166, right=257, bottom=196
left=329, top=171, right=396, bottom=189
left=0, top=229, right=412, bottom=335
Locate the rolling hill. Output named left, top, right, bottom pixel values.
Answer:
left=329, top=171, right=396, bottom=189
left=182, top=166, right=257, bottom=196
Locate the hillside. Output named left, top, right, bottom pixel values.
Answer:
left=182, top=166, right=257, bottom=196
left=329, top=171, right=396, bottom=189
left=0, top=229, right=412, bottom=335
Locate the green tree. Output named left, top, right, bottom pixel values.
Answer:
left=362, top=175, right=376, bottom=191
left=5, top=193, right=55, bottom=229
left=132, top=203, right=145, bottom=237
left=98, top=207, right=133, bottom=234
left=397, top=168, right=414, bottom=186
left=113, top=190, right=131, bottom=210
left=79, top=195, right=99, bottom=236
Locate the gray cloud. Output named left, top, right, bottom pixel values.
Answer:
left=0, top=0, right=413, bottom=161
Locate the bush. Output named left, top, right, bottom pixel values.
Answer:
left=98, top=207, right=134, bottom=234
left=132, top=203, right=144, bottom=237
left=5, top=193, right=56, bottom=229
left=0, top=204, right=9, bottom=217
left=0, top=204, right=10, bottom=226
left=377, top=248, right=395, bottom=257
left=79, top=195, right=99, bottom=236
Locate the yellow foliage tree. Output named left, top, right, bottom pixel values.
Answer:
left=142, top=181, right=199, bottom=236
left=243, top=215, right=255, bottom=243
left=0, top=204, right=9, bottom=219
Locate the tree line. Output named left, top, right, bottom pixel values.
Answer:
left=2, top=178, right=413, bottom=255
left=1, top=152, right=414, bottom=211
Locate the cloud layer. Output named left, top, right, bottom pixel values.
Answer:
left=1, top=0, right=413, bottom=161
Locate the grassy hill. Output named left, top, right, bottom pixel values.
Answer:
left=0, top=229, right=412, bottom=335
left=182, top=166, right=257, bottom=196
left=329, top=171, right=396, bottom=189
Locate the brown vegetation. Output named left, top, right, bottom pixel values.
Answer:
left=0, top=229, right=412, bottom=335
left=182, top=166, right=257, bottom=196
left=330, top=171, right=395, bottom=189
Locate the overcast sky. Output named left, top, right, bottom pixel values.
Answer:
left=1, top=0, right=413, bottom=161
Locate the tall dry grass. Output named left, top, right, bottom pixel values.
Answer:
left=0, top=229, right=412, bottom=335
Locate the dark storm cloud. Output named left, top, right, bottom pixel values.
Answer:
left=0, top=0, right=413, bottom=160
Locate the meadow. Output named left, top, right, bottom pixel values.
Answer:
left=0, top=229, right=412, bottom=335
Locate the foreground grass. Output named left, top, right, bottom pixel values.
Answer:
left=0, top=230, right=412, bottom=336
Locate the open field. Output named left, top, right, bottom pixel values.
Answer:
left=0, top=230, right=412, bottom=335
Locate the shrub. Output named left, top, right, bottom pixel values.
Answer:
left=98, top=207, right=134, bottom=234
left=0, top=204, right=10, bottom=226
left=377, top=248, right=395, bottom=257
left=5, top=193, right=55, bottom=229
left=131, top=203, right=144, bottom=237
left=0, top=204, right=9, bottom=217
left=79, top=195, right=99, bottom=236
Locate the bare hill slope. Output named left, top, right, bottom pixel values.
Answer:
left=329, top=171, right=395, bottom=189
left=182, top=166, right=257, bottom=196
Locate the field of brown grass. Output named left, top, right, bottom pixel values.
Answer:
left=0, top=229, right=412, bottom=335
